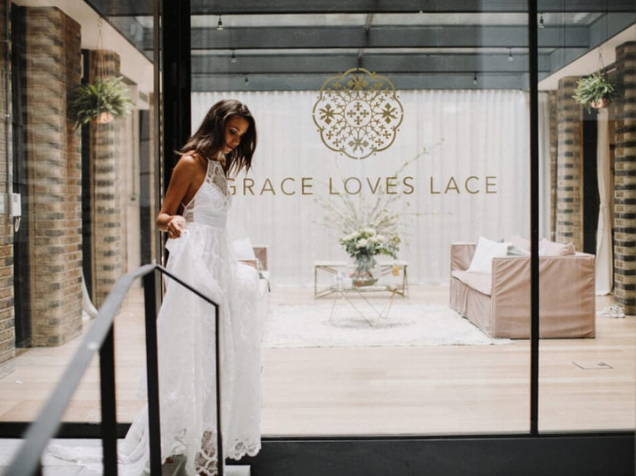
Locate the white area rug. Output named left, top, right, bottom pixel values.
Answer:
left=264, top=301, right=511, bottom=348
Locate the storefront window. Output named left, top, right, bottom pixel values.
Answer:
left=538, top=4, right=636, bottom=432
left=0, top=0, right=158, bottom=424
left=0, top=0, right=632, bottom=442
left=191, top=8, right=532, bottom=435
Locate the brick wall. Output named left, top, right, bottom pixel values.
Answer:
left=548, top=91, right=558, bottom=241
left=555, top=76, right=584, bottom=251
left=25, top=7, right=82, bottom=346
left=88, top=50, right=123, bottom=306
left=0, top=0, right=14, bottom=361
left=613, top=41, right=636, bottom=315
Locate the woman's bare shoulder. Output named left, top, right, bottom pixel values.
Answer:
left=174, top=153, right=205, bottom=177
left=176, top=152, right=202, bottom=168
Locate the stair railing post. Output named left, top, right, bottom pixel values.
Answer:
left=143, top=267, right=163, bottom=474
left=215, top=301, right=224, bottom=476
left=99, top=325, right=119, bottom=475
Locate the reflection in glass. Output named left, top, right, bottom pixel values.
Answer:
left=0, top=0, right=157, bottom=424
left=538, top=3, right=636, bottom=432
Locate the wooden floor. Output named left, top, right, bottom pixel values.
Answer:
left=0, top=284, right=633, bottom=436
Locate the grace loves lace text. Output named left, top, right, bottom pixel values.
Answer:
left=227, top=176, right=498, bottom=196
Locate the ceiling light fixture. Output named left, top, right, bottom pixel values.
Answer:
left=231, top=50, right=237, bottom=63
left=538, top=13, right=545, bottom=29
left=472, top=72, right=478, bottom=86
left=508, top=48, right=514, bottom=62
left=217, top=15, right=224, bottom=31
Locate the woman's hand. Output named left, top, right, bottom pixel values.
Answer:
left=166, top=215, right=187, bottom=239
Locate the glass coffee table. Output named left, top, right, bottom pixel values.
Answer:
left=313, top=260, right=408, bottom=298
left=313, top=260, right=408, bottom=327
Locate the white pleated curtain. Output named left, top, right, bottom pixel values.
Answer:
left=192, top=90, right=535, bottom=286
left=595, top=108, right=613, bottom=295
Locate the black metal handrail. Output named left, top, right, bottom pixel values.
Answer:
left=4, top=264, right=224, bottom=476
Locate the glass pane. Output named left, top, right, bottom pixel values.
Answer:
left=538, top=2, right=636, bottom=431
left=190, top=4, right=531, bottom=437
left=0, top=0, right=160, bottom=426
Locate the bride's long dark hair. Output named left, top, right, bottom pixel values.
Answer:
left=179, top=99, right=257, bottom=176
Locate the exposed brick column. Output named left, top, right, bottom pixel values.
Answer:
left=0, top=0, right=15, bottom=361
left=613, top=41, right=636, bottom=315
left=88, top=50, right=122, bottom=306
left=548, top=91, right=558, bottom=240
left=555, top=77, right=583, bottom=251
left=25, top=7, right=82, bottom=345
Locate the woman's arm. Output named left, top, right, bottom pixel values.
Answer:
left=156, top=155, right=202, bottom=239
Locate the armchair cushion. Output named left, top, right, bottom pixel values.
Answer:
left=539, top=238, right=575, bottom=256
left=509, top=234, right=530, bottom=252
left=451, top=270, right=492, bottom=296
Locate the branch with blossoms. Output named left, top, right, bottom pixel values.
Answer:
left=314, top=147, right=431, bottom=255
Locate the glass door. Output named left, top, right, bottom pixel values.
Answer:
left=190, top=3, right=533, bottom=437
left=538, top=1, right=636, bottom=433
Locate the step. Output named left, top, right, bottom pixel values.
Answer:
left=226, top=466, right=251, bottom=476
left=0, top=439, right=250, bottom=476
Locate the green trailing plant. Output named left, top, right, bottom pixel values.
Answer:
left=69, top=76, right=133, bottom=127
left=573, top=72, right=616, bottom=111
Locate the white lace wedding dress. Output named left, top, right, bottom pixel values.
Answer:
left=50, top=159, right=265, bottom=475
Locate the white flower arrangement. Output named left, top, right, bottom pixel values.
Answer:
left=339, top=226, right=400, bottom=260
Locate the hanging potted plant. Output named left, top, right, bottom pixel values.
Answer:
left=573, top=72, right=616, bottom=111
left=69, top=76, right=133, bottom=128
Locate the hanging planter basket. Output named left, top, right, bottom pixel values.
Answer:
left=590, top=97, right=610, bottom=109
left=69, top=76, right=133, bottom=128
left=573, top=72, right=616, bottom=112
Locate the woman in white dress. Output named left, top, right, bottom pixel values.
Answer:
left=51, top=99, right=265, bottom=476
left=133, top=99, right=265, bottom=475
left=149, top=98, right=264, bottom=475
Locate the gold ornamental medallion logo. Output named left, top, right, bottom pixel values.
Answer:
left=312, top=68, right=404, bottom=160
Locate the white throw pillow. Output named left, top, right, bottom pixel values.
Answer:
left=507, top=245, right=529, bottom=256
left=539, top=238, right=575, bottom=256
left=232, top=237, right=256, bottom=260
left=467, top=236, right=510, bottom=274
left=509, top=234, right=530, bottom=252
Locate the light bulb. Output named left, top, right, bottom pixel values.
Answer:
left=508, top=49, right=514, bottom=62
left=231, top=50, right=237, bottom=63
left=217, top=15, right=224, bottom=31
left=472, top=73, right=478, bottom=85
left=538, top=13, right=545, bottom=29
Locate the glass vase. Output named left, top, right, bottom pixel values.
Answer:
left=351, top=254, right=378, bottom=287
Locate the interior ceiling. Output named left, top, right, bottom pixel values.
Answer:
left=88, top=0, right=635, bottom=91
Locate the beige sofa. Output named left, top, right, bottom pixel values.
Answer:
left=449, top=243, right=595, bottom=339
